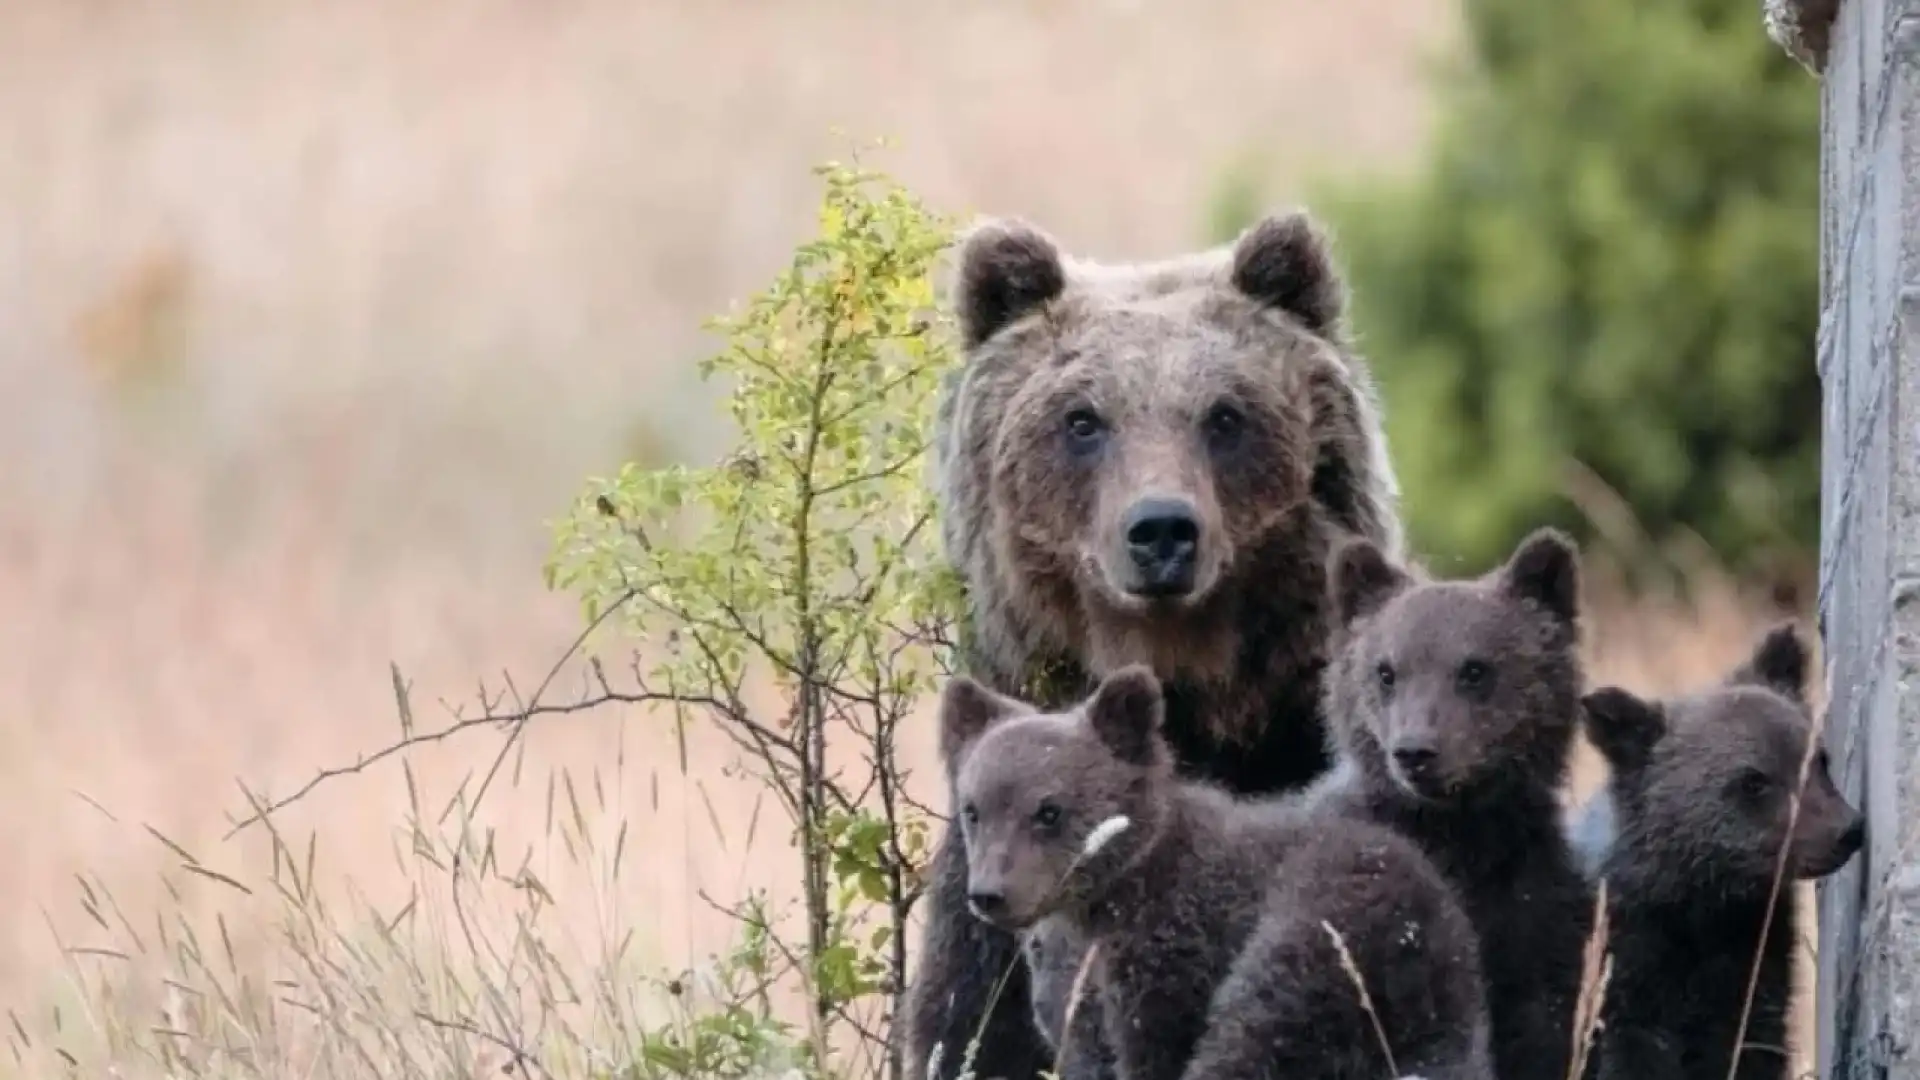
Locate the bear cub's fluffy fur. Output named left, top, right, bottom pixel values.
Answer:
left=941, top=665, right=1493, bottom=1080
left=1308, top=527, right=1596, bottom=1080
left=1578, top=623, right=1865, bottom=1080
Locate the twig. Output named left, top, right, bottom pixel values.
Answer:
left=1051, top=940, right=1101, bottom=1079
left=224, top=679, right=723, bottom=842
left=1567, top=880, right=1613, bottom=1080
left=1322, top=920, right=1398, bottom=1078
left=469, top=589, right=638, bottom=816
left=1725, top=696, right=1828, bottom=1080
left=224, top=589, right=643, bottom=838
left=415, top=1011, right=555, bottom=1079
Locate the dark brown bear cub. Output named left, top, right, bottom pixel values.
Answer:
left=1580, top=623, right=1864, bottom=1080
left=940, top=665, right=1492, bottom=1080
left=1311, top=527, right=1596, bottom=1080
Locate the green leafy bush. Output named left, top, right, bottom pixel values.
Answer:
left=549, top=152, right=966, bottom=1079
left=1218, top=0, right=1822, bottom=583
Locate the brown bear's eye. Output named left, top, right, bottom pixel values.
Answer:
left=1735, top=770, right=1773, bottom=801
left=1375, top=661, right=1396, bottom=691
left=962, top=804, right=979, bottom=827
left=1062, top=408, right=1107, bottom=453
left=1456, top=660, right=1494, bottom=693
left=1202, top=404, right=1245, bottom=447
left=1034, top=801, right=1063, bottom=829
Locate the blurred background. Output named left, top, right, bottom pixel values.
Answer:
left=0, top=0, right=1821, bottom=1073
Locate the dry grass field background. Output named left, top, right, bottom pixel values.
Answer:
left=0, top=1, right=1819, bottom=1075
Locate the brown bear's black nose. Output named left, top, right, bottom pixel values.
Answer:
left=1123, top=497, right=1200, bottom=594
left=1391, top=743, right=1439, bottom=776
left=1841, top=815, right=1866, bottom=853
left=967, top=889, right=1007, bottom=917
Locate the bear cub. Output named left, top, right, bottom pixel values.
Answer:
left=1310, top=527, right=1596, bottom=1080
left=1579, top=622, right=1865, bottom=1080
left=941, top=665, right=1492, bottom=1080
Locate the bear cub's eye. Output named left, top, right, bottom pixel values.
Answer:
left=962, top=804, right=979, bottom=827
left=1456, top=659, right=1494, bottom=692
left=1375, top=661, right=1396, bottom=690
left=1202, top=403, right=1246, bottom=447
left=1033, top=801, right=1063, bottom=829
left=1735, top=769, right=1774, bottom=801
left=1063, top=408, right=1107, bottom=452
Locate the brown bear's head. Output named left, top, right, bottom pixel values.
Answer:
left=938, top=665, right=1172, bottom=930
left=940, top=211, right=1396, bottom=683
left=1582, top=623, right=1865, bottom=897
left=1326, top=528, right=1585, bottom=802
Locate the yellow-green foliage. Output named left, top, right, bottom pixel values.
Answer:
left=548, top=151, right=969, bottom=1079
left=549, top=154, right=965, bottom=668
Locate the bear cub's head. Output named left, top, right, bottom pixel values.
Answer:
left=1327, top=528, right=1584, bottom=802
left=1583, top=623, right=1865, bottom=890
left=950, top=211, right=1380, bottom=639
left=937, top=665, right=1172, bottom=930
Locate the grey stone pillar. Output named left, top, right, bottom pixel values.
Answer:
left=1765, top=0, right=1920, bottom=1076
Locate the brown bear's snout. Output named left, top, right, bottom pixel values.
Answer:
left=1390, top=739, right=1440, bottom=781
left=964, top=848, right=1037, bottom=929
left=1795, top=806, right=1866, bottom=880
left=1381, top=693, right=1471, bottom=800
left=965, top=861, right=1021, bottom=927
left=1388, top=734, right=1452, bottom=800
left=1792, top=773, right=1867, bottom=880
left=966, top=886, right=1009, bottom=921
left=1797, top=812, right=1865, bottom=879
left=1839, top=814, right=1867, bottom=857
left=1120, top=496, right=1202, bottom=597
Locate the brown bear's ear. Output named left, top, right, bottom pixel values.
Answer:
left=1725, top=621, right=1810, bottom=705
left=1330, top=537, right=1410, bottom=627
left=1582, top=687, right=1667, bottom=774
left=1083, top=664, right=1165, bottom=767
left=1228, top=211, right=1347, bottom=338
left=938, top=676, right=1031, bottom=769
left=950, top=218, right=1068, bottom=349
left=1499, top=527, right=1581, bottom=627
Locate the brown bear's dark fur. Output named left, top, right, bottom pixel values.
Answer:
left=906, top=211, right=1406, bottom=1080
left=1018, top=919, right=1114, bottom=1080
left=941, top=666, right=1491, bottom=1080
left=1579, top=623, right=1865, bottom=1080
left=1309, top=527, right=1595, bottom=1080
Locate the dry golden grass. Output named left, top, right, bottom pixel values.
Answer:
left=0, top=450, right=1818, bottom=1079
left=0, top=1, right=1826, bottom=1075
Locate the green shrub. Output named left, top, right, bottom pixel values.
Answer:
left=549, top=151, right=966, bottom=1079
left=1218, top=0, right=1822, bottom=583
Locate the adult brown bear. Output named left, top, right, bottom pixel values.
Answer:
left=906, top=210, right=1405, bottom=1080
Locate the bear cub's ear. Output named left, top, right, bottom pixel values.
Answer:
left=1083, top=664, right=1165, bottom=767
left=1228, top=211, right=1347, bottom=339
left=1581, top=687, right=1667, bottom=774
left=950, top=217, right=1067, bottom=349
left=1500, top=527, right=1582, bottom=626
left=1724, top=621, right=1810, bottom=706
left=938, top=676, right=1030, bottom=769
left=1329, top=537, right=1410, bottom=628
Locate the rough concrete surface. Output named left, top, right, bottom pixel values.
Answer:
left=1772, top=0, right=1920, bottom=1075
